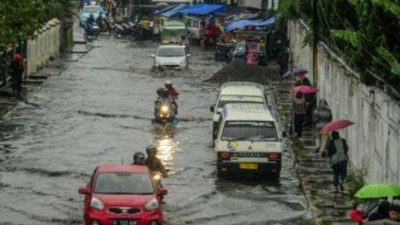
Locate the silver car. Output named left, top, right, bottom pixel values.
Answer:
left=152, top=45, right=190, bottom=70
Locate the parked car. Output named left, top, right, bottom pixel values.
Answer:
left=78, top=164, right=167, bottom=225
left=152, top=45, right=190, bottom=70
left=79, top=5, right=106, bottom=27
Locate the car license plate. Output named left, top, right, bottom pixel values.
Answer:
left=113, top=220, right=136, bottom=225
left=239, top=163, right=258, bottom=170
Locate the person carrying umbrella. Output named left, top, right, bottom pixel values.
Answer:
left=327, top=131, right=349, bottom=193
left=293, top=92, right=306, bottom=138
left=294, top=72, right=314, bottom=128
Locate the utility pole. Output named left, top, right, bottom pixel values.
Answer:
left=312, top=0, right=319, bottom=86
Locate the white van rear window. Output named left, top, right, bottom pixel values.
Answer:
left=221, top=121, right=278, bottom=141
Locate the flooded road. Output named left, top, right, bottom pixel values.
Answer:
left=0, top=35, right=308, bottom=225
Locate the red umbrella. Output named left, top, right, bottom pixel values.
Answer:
left=293, top=85, right=319, bottom=94
left=320, top=119, right=354, bottom=135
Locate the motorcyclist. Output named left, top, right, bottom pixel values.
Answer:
left=132, top=151, right=146, bottom=165
left=144, top=144, right=168, bottom=177
left=165, top=80, right=179, bottom=114
left=86, top=13, right=96, bottom=33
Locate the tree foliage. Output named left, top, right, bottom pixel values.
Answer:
left=278, top=0, right=400, bottom=92
left=0, top=0, right=74, bottom=48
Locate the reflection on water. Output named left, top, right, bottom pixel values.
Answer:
left=153, top=130, right=179, bottom=174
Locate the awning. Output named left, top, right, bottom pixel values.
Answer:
left=180, top=4, right=227, bottom=16
left=161, top=4, right=188, bottom=18
left=154, top=5, right=176, bottom=15
left=225, top=14, right=278, bottom=32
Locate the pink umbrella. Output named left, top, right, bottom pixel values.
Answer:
left=320, top=119, right=354, bottom=135
left=293, top=85, right=319, bottom=94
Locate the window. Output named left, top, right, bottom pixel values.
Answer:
left=221, top=121, right=278, bottom=141
left=94, top=172, right=153, bottom=194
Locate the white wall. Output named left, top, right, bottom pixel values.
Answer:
left=289, top=20, right=400, bottom=184
left=26, top=19, right=61, bottom=75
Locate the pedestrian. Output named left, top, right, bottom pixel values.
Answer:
left=327, top=131, right=349, bottom=193
left=293, top=92, right=306, bottom=138
left=11, top=53, right=24, bottom=98
left=350, top=202, right=368, bottom=225
left=368, top=200, right=390, bottom=221
left=294, top=73, right=314, bottom=128
left=388, top=205, right=400, bottom=222
left=313, top=99, right=333, bottom=156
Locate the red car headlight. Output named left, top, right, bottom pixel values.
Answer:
left=90, top=197, right=104, bottom=210
left=145, top=198, right=159, bottom=211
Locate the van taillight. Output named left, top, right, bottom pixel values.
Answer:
left=268, top=153, right=280, bottom=161
left=218, top=152, right=232, bottom=159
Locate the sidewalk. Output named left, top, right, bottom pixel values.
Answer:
left=269, top=79, right=354, bottom=225
left=0, top=19, right=88, bottom=117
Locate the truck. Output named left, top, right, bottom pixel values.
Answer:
left=160, top=19, right=187, bottom=44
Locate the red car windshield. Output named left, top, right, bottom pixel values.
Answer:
left=94, top=172, right=154, bottom=194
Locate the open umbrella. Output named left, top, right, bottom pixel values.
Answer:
left=293, top=85, right=319, bottom=94
left=320, top=119, right=354, bottom=135
left=283, top=67, right=308, bottom=79
left=355, top=183, right=400, bottom=199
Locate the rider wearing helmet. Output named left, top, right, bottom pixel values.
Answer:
left=132, top=151, right=146, bottom=165
left=86, top=13, right=96, bottom=32
left=165, top=80, right=179, bottom=99
left=145, top=144, right=168, bottom=177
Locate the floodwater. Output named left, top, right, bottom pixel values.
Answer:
left=0, top=34, right=309, bottom=225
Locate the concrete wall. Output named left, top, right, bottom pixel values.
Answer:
left=26, top=19, right=61, bottom=76
left=289, top=20, right=400, bottom=184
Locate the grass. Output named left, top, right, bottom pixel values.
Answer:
left=346, top=168, right=366, bottom=198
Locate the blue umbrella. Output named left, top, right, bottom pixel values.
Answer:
left=283, top=67, right=308, bottom=79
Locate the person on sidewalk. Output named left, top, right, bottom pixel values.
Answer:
left=293, top=92, right=306, bottom=138
left=313, top=99, right=332, bottom=156
left=350, top=202, right=368, bottom=225
left=327, top=131, right=349, bottom=193
left=11, top=53, right=24, bottom=98
left=295, top=73, right=314, bottom=128
left=368, top=200, right=390, bottom=221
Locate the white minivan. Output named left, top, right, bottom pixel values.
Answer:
left=210, top=81, right=269, bottom=139
left=214, top=103, right=283, bottom=179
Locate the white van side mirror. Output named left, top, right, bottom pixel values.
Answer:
left=210, top=105, right=215, bottom=112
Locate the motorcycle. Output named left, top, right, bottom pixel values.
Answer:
left=112, top=21, right=132, bottom=37
left=85, top=22, right=100, bottom=40
left=154, top=100, right=176, bottom=125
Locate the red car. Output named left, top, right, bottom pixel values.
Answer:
left=78, top=164, right=168, bottom=225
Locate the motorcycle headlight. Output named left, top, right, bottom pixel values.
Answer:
left=145, top=198, right=159, bottom=211
left=90, top=197, right=104, bottom=210
left=160, top=105, right=169, bottom=113
left=153, top=173, right=161, bottom=181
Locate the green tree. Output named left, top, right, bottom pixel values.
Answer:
left=0, top=0, right=45, bottom=47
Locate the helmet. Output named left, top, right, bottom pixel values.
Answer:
left=133, top=152, right=145, bottom=165
left=165, top=80, right=172, bottom=87
left=146, top=144, right=157, bottom=154
left=157, top=87, right=164, bottom=96
left=89, top=13, right=94, bottom=18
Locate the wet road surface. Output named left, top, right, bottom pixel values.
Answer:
left=0, top=34, right=308, bottom=225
